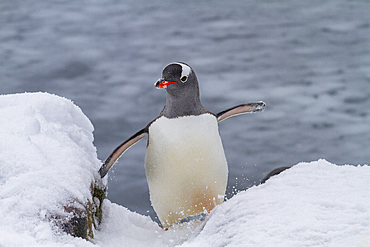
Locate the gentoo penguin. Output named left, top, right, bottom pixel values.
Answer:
left=99, top=62, right=265, bottom=228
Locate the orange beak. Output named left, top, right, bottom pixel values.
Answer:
left=155, top=79, right=177, bottom=89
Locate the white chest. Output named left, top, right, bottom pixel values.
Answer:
left=144, top=113, right=228, bottom=227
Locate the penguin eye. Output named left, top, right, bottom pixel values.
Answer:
left=180, top=76, right=188, bottom=82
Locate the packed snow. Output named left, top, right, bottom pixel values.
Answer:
left=0, top=92, right=101, bottom=246
left=1, top=93, right=369, bottom=247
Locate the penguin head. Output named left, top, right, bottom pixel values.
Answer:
left=155, top=62, right=199, bottom=97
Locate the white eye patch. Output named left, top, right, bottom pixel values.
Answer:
left=163, top=62, right=192, bottom=83
left=174, top=62, right=191, bottom=78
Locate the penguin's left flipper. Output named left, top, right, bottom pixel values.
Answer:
left=99, top=128, right=148, bottom=178
left=216, top=101, right=266, bottom=123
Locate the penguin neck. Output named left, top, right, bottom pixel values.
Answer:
left=163, top=90, right=206, bottom=118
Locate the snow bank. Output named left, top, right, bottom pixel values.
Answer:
left=1, top=93, right=369, bottom=247
left=0, top=93, right=101, bottom=246
left=181, top=160, right=370, bottom=247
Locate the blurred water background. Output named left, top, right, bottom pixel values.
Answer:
left=1, top=0, right=369, bottom=221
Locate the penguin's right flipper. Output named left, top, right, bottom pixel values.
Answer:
left=99, top=128, right=148, bottom=178
left=216, top=101, right=266, bottom=122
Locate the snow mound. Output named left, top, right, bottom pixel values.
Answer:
left=181, top=159, right=370, bottom=247
left=1, top=93, right=369, bottom=247
left=0, top=92, right=101, bottom=246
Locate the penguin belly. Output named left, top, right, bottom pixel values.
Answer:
left=145, top=113, right=228, bottom=228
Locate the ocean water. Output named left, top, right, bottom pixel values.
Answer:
left=1, top=0, right=369, bottom=220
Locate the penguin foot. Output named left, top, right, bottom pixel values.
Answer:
left=179, top=213, right=206, bottom=224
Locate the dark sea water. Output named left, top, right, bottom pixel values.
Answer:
left=1, top=0, right=369, bottom=221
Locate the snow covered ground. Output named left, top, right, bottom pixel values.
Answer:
left=0, top=93, right=369, bottom=247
